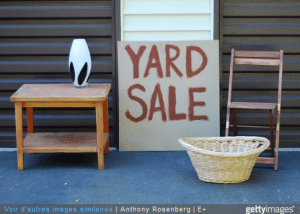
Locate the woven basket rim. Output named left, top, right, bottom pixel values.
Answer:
left=178, top=136, right=270, bottom=157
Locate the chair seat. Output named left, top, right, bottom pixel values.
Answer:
left=228, top=102, right=277, bottom=110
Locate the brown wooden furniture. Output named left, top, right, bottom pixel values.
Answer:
left=10, top=83, right=111, bottom=170
left=225, top=49, right=283, bottom=170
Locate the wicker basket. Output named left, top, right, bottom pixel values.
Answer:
left=178, top=136, right=270, bottom=183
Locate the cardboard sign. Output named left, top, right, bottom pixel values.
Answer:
left=118, top=41, right=220, bottom=151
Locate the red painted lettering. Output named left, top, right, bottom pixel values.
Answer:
left=125, top=84, right=148, bottom=122
left=166, top=45, right=183, bottom=77
left=186, top=46, right=208, bottom=78
left=148, top=83, right=167, bottom=121
left=168, top=86, right=187, bottom=120
left=125, top=45, right=146, bottom=79
left=144, top=45, right=163, bottom=78
left=188, top=87, right=208, bottom=121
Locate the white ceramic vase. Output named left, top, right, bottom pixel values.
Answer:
left=69, top=39, right=92, bottom=88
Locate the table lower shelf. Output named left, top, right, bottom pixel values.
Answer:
left=23, top=132, right=109, bottom=153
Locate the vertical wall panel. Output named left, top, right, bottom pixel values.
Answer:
left=0, top=1, right=117, bottom=148
left=221, top=0, right=300, bottom=147
left=121, top=0, right=214, bottom=41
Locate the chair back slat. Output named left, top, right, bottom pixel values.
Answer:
left=235, top=51, right=280, bottom=59
left=234, top=58, right=281, bottom=66
left=227, top=48, right=283, bottom=108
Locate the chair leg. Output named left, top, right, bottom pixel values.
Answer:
left=231, top=109, right=238, bottom=136
left=274, top=127, right=279, bottom=170
left=269, top=110, right=275, bottom=157
left=225, top=108, right=231, bottom=137
left=274, top=135, right=279, bottom=171
left=274, top=111, right=281, bottom=171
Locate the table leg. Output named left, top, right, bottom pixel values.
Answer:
left=15, top=102, right=24, bottom=170
left=26, top=107, right=34, bottom=154
left=96, top=102, right=104, bottom=170
left=26, top=107, right=34, bottom=133
left=103, top=99, right=109, bottom=154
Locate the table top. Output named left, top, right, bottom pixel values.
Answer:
left=10, top=84, right=111, bottom=102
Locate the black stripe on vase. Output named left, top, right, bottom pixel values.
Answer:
left=69, top=62, right=75, bottom=82
left=78, top=62, right=88, bottom=86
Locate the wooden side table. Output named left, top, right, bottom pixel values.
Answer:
left=10, top=83, right=111, bottom=170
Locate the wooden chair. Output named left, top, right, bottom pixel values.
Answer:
left=225, top=49, right=284, bottom=170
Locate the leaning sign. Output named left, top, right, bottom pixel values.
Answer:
left=118, top=41, right=219, bottom=151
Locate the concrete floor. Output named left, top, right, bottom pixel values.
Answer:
left=0, top=149, right=299, bottom=204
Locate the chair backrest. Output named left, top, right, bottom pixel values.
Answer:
left=227, top=49, right=284, bottom=107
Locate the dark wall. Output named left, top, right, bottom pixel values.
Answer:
left=0, top=0, right=117, bottom=148
left=221, top=0, right=300, bottom=147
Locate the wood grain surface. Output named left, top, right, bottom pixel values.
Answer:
left=10, top=84, right=111, bottom=102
